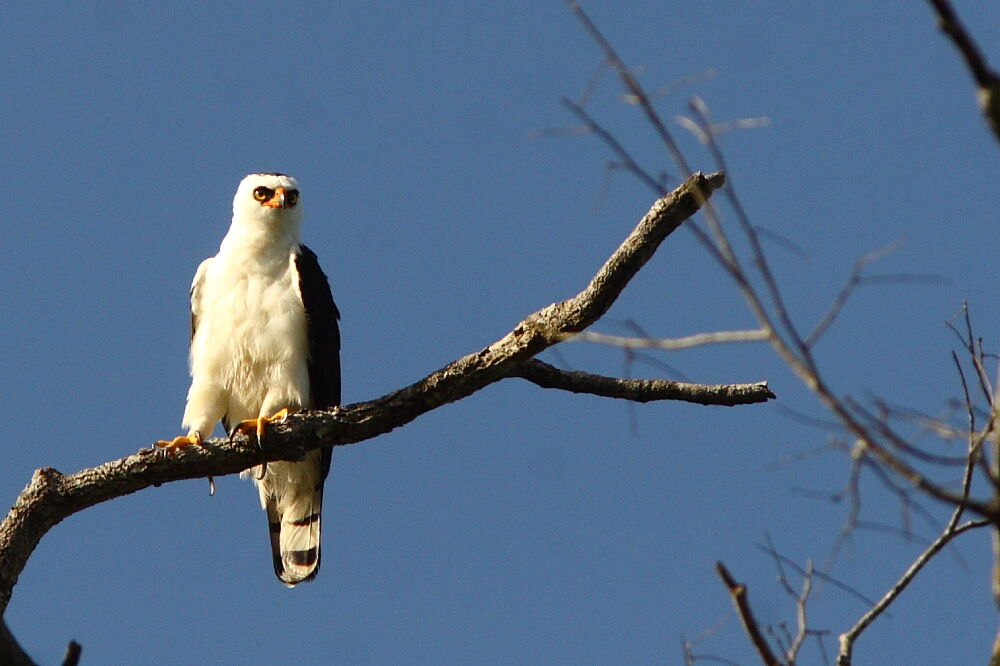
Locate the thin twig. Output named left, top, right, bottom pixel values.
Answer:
left=680, top=615, right=738, bottom=666
left=565, top=0, right=691, bottom=172
left=836, top=517, right=990, bottom=665
left=805, top=243, right=901, bottom=347
left=514, top=359, right=774, bottom=406
left=715, top=562, right=780, bottom=666
left=851, top=398, right=976, bottom=466
left=757, top=543, right=881, bottom=610
left=830, top=452, right=865, bottom=561
left=561, top=96, right=731, bottom=271
left=561, top=97, right=664, bottom=195
left=565, top=328, right=769, bottom=350
left=686, top=96, right=806, bottom=365
left=787, top=560, right=814, bottom=664
left=761, top=534, right=817, bottom=665
left=946, top=303, right=994, bottom=404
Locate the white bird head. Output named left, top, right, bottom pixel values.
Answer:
left=230, top=173, right=304, bottom=241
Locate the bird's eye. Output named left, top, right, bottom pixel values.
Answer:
left=286, top=189, right=299, bottom=206
left=253, top=186, right=273, bottom=202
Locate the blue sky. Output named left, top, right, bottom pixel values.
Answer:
left=2, top=1, right=999, bottom=664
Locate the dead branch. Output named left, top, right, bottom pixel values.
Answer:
left=836, top=361, right=991, bottom=666
left=684, top=83, right=989, bottom=519
left=514, top=359, right=774, bottom=405
left=565, top=328, right=770, bottom=350
left=716, top=562, right=780, bottom=666
left=836, top=517, right=989, bottom=665
left=0, top=172, right=772, bottom=628
left=758, top=536, right=820, bottom=665
left=757, top=542, right=881, bottom=611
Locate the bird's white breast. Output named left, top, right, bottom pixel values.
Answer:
left=186, top=246, right=310, bottom=432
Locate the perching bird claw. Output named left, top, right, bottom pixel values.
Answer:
left=233, top=408, right=292, bottom=444
left=154, top=431, right=203, bottom=457
left=232, top=409, right=292, bottom=480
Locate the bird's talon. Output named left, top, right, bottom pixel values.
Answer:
left=233, top=408, right=292, bottom=444
left=154, top=433, right=203, bottom=456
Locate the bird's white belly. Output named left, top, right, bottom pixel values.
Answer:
left=184, top=255, right=310, bottom=436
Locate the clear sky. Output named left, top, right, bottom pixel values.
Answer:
left=2, top=2, right=999, bottom=664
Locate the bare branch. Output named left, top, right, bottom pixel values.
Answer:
left=566, top=328, right=769, bottom=350
left=830, top=452, right=864, bottom=560
left=834, top=350, right=992, bottom=666
left=757, top=543, right=881, bottom=610
left=849, top=398, right=975, bottom=467
left=946, top=302, right=995, bottom=406
left=648, top=68, right=718, bottom=102
left=565, top=0, right=691, bottom=173
left=561, top=97, right=666, bottom=196
left=715, top=561, right=780, bottom=666
left=792, top=559, right=816, bottom=663
left=836, top=517, right=990, bottom=665
left=806, top=243, right=902, bottom=348
left=681, top=615, right=738, bottom=666
left=675, top=114, right=770, bottom=144
left=515, top=359, right=774, bottom=406
left=761, top=536, right=817, bottom=665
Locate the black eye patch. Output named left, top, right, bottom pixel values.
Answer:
left=253, top=186, right=274, bottom=202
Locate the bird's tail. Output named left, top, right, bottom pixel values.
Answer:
left=255, top=451, right=326, bottom=586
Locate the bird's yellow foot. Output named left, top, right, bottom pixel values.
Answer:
left=232, top=408, right=292, bottom=443
left=154, top=431, right=203, bottom=455
left=231, top=409, right=293, bottom=481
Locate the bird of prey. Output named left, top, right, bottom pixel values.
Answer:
left=159, top=173, right=341, bottom=586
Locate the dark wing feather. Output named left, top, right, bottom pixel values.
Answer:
left=294, top=245, right=341, bottom=479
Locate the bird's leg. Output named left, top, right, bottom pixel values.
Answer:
left=154, top=430, right=203, bottom=454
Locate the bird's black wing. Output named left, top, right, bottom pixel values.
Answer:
left=294, top=245, right=341, bottom=479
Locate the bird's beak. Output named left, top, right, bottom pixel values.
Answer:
left=262, top=187, right=287, bottom=209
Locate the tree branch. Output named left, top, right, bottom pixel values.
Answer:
left=716, top=561, right=780, bottom=666
left=515, top=359, right=774, bottom=406
left=566, top=328, right=770, bottom=350
left=0, top=171, right=763, bottom=621
left=836, top=518, right=990, bottom=665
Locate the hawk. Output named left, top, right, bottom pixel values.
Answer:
left=159, top=173, right=341, bottom=586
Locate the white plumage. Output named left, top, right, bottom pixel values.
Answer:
left=171, top=173, right=341, bottom=586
